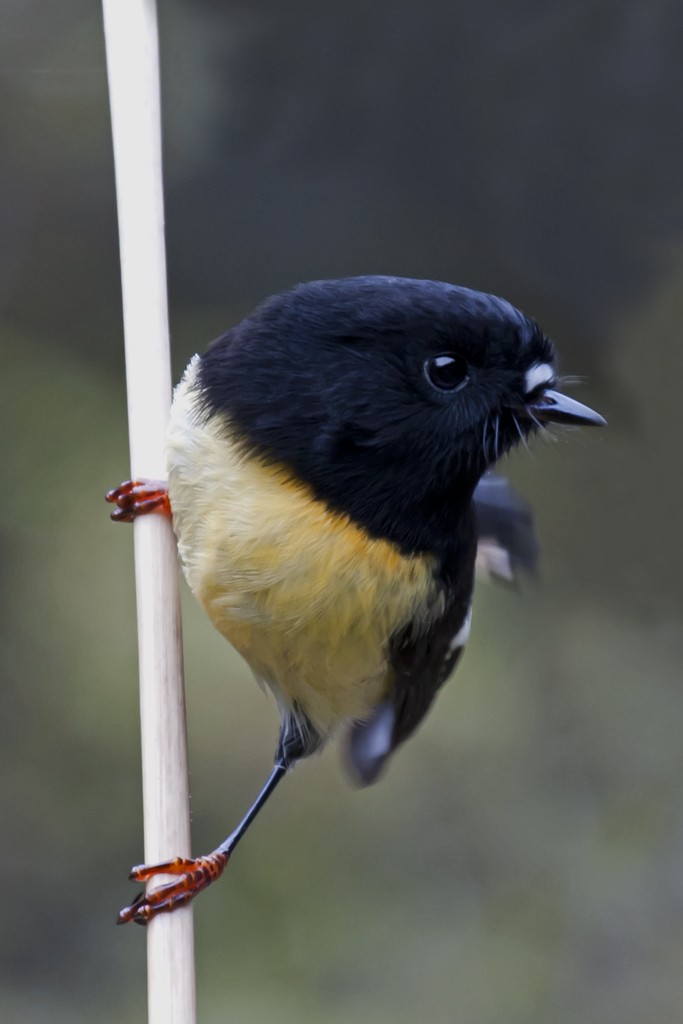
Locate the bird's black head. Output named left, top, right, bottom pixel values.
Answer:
left=198, top=276, right=603, bottom=561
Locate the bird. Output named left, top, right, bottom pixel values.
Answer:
left=107, top=275, right=605, bottom=924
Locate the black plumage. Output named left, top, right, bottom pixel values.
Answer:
left=195, top=276, right=594, bottom=781
left=198, top=276, right=555, bottom=563
left=113, top=275, right=604, bottom=924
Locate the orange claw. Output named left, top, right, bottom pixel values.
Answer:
left=117, top=851, right=229, bottom=926
left=106, top=479, right=171, bottom=522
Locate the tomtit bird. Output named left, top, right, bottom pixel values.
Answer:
left=108, top=275, right=605, bottom=924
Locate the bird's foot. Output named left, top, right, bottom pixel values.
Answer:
left=106, top=479, right=171, bottom=522
left=117, top=851, right=229, bottom=925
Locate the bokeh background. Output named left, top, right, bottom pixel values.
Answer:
left=2, top=2, right=682, bottom=1022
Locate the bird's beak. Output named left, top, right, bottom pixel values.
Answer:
left=525, top=389, right=606, bottom=427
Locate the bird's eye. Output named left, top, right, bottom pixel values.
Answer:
left=424, top=353, right=469, bottom=392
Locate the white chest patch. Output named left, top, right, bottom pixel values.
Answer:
left=448, top=607, right=472, bottom=653
left=524, top=362, right=554, bottom=396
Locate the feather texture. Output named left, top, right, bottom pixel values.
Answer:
left=167, top=358, right=443, bottom=734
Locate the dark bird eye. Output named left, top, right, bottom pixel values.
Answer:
left=424, top=353, right=469, bottom=392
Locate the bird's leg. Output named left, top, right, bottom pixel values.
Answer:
left=105, top=479, right=172, bottom=522
left=117, top=761, right=288, bottom=925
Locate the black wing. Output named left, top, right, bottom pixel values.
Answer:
left=473, top=471, right=538, bottom=580
left=346, top=474, right=538, bottom=785
left=346, top=525, right=476, bottom=786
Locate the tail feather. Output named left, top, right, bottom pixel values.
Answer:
left=345, top=702, right=396, bottom=786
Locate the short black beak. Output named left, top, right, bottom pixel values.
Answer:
left=526, top=389, right=606, bottom=427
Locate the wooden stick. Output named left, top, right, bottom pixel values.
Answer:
left=102, top=3, right=196, bottom=1022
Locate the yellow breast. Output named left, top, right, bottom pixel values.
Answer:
left=166, top=358, right=442, bottom=733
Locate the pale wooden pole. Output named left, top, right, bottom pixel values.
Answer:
left=102, top=2, right=196, bottom=1022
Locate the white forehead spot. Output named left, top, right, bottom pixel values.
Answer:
left=524, top=362, right=554, bottom=396
left=449, top=607, right=472, bottom=653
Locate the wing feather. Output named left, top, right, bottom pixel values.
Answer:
left=346, top=474, right=538, bottom=785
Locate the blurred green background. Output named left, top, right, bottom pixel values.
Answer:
left=2, top=2, right=682, bottom=1022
